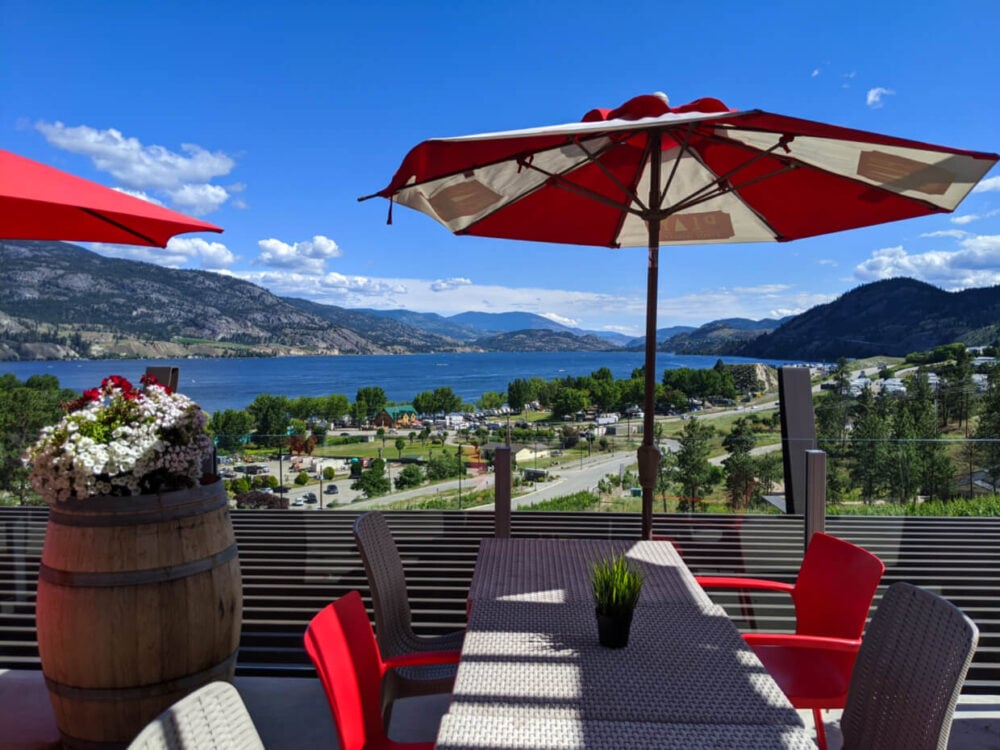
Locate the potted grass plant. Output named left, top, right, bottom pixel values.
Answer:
left=591, top=552, right=644, bottom=648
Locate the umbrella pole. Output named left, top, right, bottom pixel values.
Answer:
left=638, top=132, right=663, bottom=540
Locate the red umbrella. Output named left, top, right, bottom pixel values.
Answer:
left=0, top=149, right=223, bottom=247
left=361, top=93, right=998, bottom=537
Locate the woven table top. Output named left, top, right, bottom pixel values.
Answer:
left=448, top=599, right=802, bottom=727
left=469, top=538, right=713, bottom=608
left=436, top=715, right=817, bottom=750
left=438, top=538, right=814, bottom=749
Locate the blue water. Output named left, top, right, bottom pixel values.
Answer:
left=1, top=351, right=812, bottom=414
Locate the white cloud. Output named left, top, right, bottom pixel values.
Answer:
left=87, top=237, right=236, bottom=270
left=922, top=229, right=968, bottom=239
left=167, top=183, right=230, bottom=215
left=34, top=121, right=236, bottom=214
left=951, top=209, right=1000, bottom=226
left=817, top=258, right=838, bottom=267
left=854, top=236, right=1000, bottom=289
left=166, top=237, right=237, bottom=269
left=973, top=176, right=1000, bottom=193
left=811, top=69, right=820, bottom=77
left=256, top=235, right=341, bottom=273
left=732, top=284, right=790, bottom=295
left=539, top=312, right=579, bottom=327
left=112, top=187, right=164, bottom=206
left=430, top=277, right=472, bottom=292
left=866, top=87, right=895, bottom=108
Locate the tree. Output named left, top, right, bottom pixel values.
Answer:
left=208, top=409, right=255, bottom=452
left=247, top=394, right=290, bottom=447
left=352, top=458, right=390, bottom=497
left=294, top=471, right=310, bottom=486
left=0, top=374, right=77, bottom=501
left=670, top=417, right=719, bottom=511
left=353, top=386, right=387, bottom=426
left=849, top=389, right=893, bottom=503
left=322, top=465, right=336, bottom=481
left=394, top=436, right=406, bottom=458
left=414, top=387, right=463, bottom=416
left=507, top=378, right=531, bottom=412
left=975, top=367, right=1000, bottom=491
left=477, top=390, right=506, bottom=410
left=550, top=386, right=589, bottom=419
left=426, top=453, right=465, bottom=480
left=394, top=464, right=424, bottom=490
left=722, top=417, right=757, bottom=510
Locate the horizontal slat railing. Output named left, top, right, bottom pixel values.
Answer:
left=1, top=508, right=998, bottom=692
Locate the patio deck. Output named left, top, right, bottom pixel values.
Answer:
left=2, top=509, right=999, bottom=746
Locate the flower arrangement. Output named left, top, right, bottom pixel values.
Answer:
left=24, top=374, right=213, bottom=502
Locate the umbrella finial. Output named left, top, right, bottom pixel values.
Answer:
left=652, top=91, right=669, bottom=106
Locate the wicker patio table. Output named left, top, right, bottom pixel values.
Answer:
left=467, top=538, right=714, bottom=607
left=438, top=538, right=815, bottom=749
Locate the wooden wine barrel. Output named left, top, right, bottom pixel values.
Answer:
left=35, top=478, right=242, bottom=749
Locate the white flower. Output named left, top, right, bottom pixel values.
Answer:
left=23, top=375, right=212, bottom=502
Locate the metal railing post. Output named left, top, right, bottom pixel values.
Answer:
left=494, top=446, right=511, bottom=538
left=804, top=449, right=826, bottom=550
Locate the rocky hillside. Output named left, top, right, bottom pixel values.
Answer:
left=659, top=317, right=788, bottom=355
left=0, top=241, right=426, bottom=359
left=740, top=278, right=1000, bottom=360
left=472, top=329, right=616, bottom=352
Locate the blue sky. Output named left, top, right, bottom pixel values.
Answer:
left=2, top=1, right=998, bottom=337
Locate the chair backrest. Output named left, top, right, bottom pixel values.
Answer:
left=127, top=681, right=265, bottom=750
left=304, top=590, right=388, bottom=750
left=840, top=582, right=979, bottom=750
left=792, top=532, right=885, bottom=639
left=354, top=511, right=415, bottom=656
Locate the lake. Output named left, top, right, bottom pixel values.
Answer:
left=1, top=351, right=815, bottom=414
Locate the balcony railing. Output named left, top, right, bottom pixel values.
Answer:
left=1, top=508, right=998, bottom=692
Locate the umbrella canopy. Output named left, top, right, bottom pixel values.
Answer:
left=362, top=93, right=998, bottom=537
left=0, top=149, right=223, bottom=247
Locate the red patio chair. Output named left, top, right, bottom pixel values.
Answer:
left=304, top=590, right=460, bottom=750
left=697, top=532, right=885, bottom=750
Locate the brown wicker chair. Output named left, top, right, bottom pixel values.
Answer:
left=353, top=511, right=464, bottom=724
left=840, top=581, right=979, bottom=750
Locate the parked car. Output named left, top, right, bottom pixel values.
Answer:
left=325, top=484, right=339, bottom=494
left=302, top=493, right=318, bottom=504
left=291, top=498, right=305, bottom=507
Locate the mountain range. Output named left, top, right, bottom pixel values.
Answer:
left=2, top=240, right=999, bottom=362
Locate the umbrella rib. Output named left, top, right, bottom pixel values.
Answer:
left=658, top=123, right=697, bottom=209
left=574, top=138, right=647, bottom=211
left=519, top=161, right=644, bottom=216
left=80, top=208, right=159, bottom=246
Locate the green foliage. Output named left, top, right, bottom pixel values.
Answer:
left=351, top=457, right=390, bottom=497
left=662, top=365, right=736, bottom=402
left=247, top=394, right=290, bottom=447
left=353, top=386, right=387, bottom=424
left=0, top=374, right=78, bottom=500
left=830, top=495, right=1000, bottom=516
left=209, top=408, right=255, bottom=451
left=426, top=452, right=466, bottom=480
left=294, top=471, right=310, bottom=486
left=522, top=491, right=599, bottom=511
left=394, top=463, right=424, bottom=490
left=591, top=553, right=644, bottom=616
left=394, top=436, right=406, bottom=458
left=322, top=466, right=335, bottom=480
left=412, top=386, right=462, bottom=416
left=669, top=417, right=720, bottom=510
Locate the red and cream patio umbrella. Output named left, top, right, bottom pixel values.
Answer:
left=0, top=149, right=222, bottom=247
left=361, top=92, right=998, bottom=538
